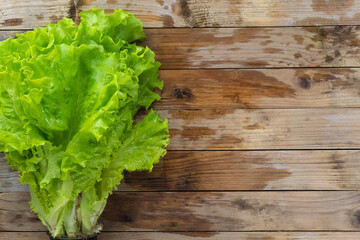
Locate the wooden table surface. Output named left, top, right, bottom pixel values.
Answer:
left=2, top=0, right=360, bottom=239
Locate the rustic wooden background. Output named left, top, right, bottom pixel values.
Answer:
left=2, top=0, right=360, bottom=239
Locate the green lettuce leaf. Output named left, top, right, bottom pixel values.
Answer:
left=0, top=8, right=169, bottom=238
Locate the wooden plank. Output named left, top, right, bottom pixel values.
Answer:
left=142, top=26, right=360, bottom=69
left=3, top=26, right=360, bottom=69
left=159, top=108, right=360, bottom=150
left=2, top=191, right=360, bottom=231
left=157, top=68, right=360, bottom=109
left=80, top=0, right=360, bottom=28
left=2, top=0, right=360, bottom=29
left=2, top=232, right=360, bottom=240
left=0, top=0, right=73, bottom=30
left=3, top=150, right=360, bottom=192
left=120, top=150, right=360, bottom=191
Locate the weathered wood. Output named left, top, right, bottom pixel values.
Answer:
left=0, top=0, right=73, bottom=30
left=121, top=150, right=360, bottom=191
left=0, top=153, right=27, bottom=192
left=2, top=26, right=360, bottom=69
left=2, top=0, right=360, bottom=29
left=2, top=191, right=360, bottom=231
left=3, top=150, right=360, bottom=192
left=157, top=108, right=360, bottom=150
left=142, top=26, right=360, bottom=69
left=157, top=68, right=360, bottom=109
left=2, top=232, right=360, bottom=240
left=79, top=0, right=360, bottom=28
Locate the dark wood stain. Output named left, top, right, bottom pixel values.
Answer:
left=233, top=70, right=296, bottom=105
left=244, top=123, right=265, bottom=130
left=77, top=0, right=96, bottom=6
left=241, top=60, right=269, bottom=67
left=308, top=27, right=328, bottom=44
left=173, top=87, right=192, bottom=99
left=176, top=232, right=218, bottom=237
left=263, top=48, right=283, bottom=53
left=122, top=162, right=168, bottom=191
left=334, top=50, right=341, bottom=57
left=230, top=197, right=280, bottom=216
left=3, top=18, right=23, bottom=26
left=260, top=40, right=273, bottom=46
left=175, top=177, right=198, bottom=190
left=297, top=68, right=358, bottom=91
left=161, top=15, right=175, bottom=27
left=319, top=26, right=360, bottom=63
left=231, top=199, right=253, bottom=210
left=35, top=14, right=44, bottom=20
left=170, top=109, right=235, bottom=121
left=100, top=192, right=218, bottom=236
left=170, top=127, right=216, bottom=141
left=68, top=0, right=78, bottom=22
left=178, top=0, right=192, bottom=25
left=294, top=68, right=357, bottom=94
left=262, top=237, right=275, bottom=240
left=293, top=35, right=304, bottom=44
left=350, top=208, right=360, bottom=228
left=294, top=53, right=302, bottom=59
left=330, top=153, right=345, bottom=170
left=50, top=14, right=63, bottom=23
left=121, top=151, right=291, bottom=191
left=208, top=134, right=245, bottom=149
left=325, top=55, right=335, bottom=62
left=156, top=0, right=165, bottom=6
left=305, top=43, right=315, bottom=50
left=160, top=70, right=296, bottom=109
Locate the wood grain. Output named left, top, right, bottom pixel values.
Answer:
left=142, top=26, right=360, bottom=69
left=157, top=68, right=360, bottom=109
left=156, top=108, right=360, bottom=150
left=0, top=153, right=27, bottom=192
left=0, top=0, right=73, bottom=30
left=2, top=0, right=360, bottom=29
left=2, top=192, right=360, bottom=231
left=80, top=0, right=360, bottom=28
left=3, top=150, right=360, bottom=192
left=120, top=150, right=360, bottom=191
left=2, top=232, right=360, bottom=240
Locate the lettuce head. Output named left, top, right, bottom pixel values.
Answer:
left=0, top=8, right=169, bottom=238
